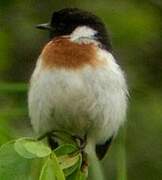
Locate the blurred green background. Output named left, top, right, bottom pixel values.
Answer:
left=0, top=0, right=162, bottom=179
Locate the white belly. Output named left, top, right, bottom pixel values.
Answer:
left=28, top=51, right=128, bottom=144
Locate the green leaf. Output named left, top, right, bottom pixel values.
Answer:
left=66, top=170, right=87, bottom=180
left=66, top=153, right=86, bottom=180
left=14, top=138, right=51, bottom=159
left=58, top=153, right=80, bottom=170
left=30, top=159, right=45, bottom=180
left=39, top=158, right=56, bottom=180
left=50, top=153, right=65, bottom=180
left=54, top=144, right=81, bottom=177
left=66, top=169, right=80, bottom=180
left=54, top=144, right=78, bottom=157
left=0, top=141, right=32, bottom=180
left=24, top=140, right=51, bottom=158
left=63, top=154, right=82, bottom=176
left=14, top=138, right=36, bottom=159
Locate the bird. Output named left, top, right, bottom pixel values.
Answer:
left=28, top=8, right=128, bottom=160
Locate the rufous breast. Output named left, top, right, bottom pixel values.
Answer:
left=41, top=37, right=105, bottom=69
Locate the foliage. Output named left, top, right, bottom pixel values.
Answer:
left=0, top=136, right=86, bottom=180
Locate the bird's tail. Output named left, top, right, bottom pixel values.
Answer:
left=85, top=139, right=105, bottom=180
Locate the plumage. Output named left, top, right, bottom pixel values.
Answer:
left=41, top=37, right=105, bottom=69
left=28, top=8, right=128, bottom=160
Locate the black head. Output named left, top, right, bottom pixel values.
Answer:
left=36, top=8, right=112, bottom=51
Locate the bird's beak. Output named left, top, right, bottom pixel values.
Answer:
left=35, top=23, right=53, bottom=31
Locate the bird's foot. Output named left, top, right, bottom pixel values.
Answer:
left=71, top=134, right=87, bottom=151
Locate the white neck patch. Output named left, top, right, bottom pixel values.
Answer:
left=70, top=26, right=97, bottom=42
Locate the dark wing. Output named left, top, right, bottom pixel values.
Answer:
left=95, top=136, right=113, bottom=160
